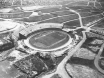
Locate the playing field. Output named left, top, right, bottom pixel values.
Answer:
left=29, top=29, right=70, bottom=50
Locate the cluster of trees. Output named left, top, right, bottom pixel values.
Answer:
left=0, top=0, right=10, bottom=8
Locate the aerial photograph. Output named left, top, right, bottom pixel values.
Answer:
left=0, top=0, right=104, bottom=78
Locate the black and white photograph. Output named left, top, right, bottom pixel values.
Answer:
left=0, top=0, right=104, bottom=78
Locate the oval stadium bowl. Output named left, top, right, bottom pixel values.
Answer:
left=23, top=28, right=74, bottom=56
left=26, top=28, right=71, bottom=51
